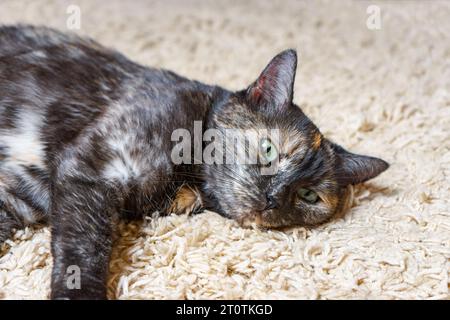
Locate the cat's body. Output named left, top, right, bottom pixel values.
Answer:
left=0, top=25, right=217, bottom=298
left=0, top=25, right=388, bottom=299
left=0, top=24, right=215, bottom=223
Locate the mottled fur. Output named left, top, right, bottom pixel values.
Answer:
left=0, top=25, right=388, bottom=299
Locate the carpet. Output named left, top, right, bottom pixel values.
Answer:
left=0, top=0, right=448, bottom=299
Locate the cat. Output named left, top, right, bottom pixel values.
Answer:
left=0, top=25, right=388, bottom=299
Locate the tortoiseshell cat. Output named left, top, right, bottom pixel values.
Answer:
left=0, top=25, right=388, bottom=299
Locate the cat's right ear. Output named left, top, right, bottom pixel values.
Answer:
left=246, top=49, right=297, bottom=109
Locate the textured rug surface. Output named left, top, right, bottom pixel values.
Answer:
left=0, top=0, right=449, bottom=299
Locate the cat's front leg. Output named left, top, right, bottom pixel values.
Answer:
left=50, top=175, right=118, bottom=300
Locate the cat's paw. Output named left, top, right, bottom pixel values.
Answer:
left=167, top=185, right=203, bottom=216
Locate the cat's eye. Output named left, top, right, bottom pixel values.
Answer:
left=297, top=188, right=319, bottom=204
left=260, top=138, right=278, bottom=163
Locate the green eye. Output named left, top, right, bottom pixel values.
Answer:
left=260, top=138, right=278, bottom=163
left=297, top=188, right=319, bottom=204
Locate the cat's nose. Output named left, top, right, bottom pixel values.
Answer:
left=264, top=195, right=279, bottom=210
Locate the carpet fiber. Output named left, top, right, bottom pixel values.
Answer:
left=0, top=0, right=448, bottom=299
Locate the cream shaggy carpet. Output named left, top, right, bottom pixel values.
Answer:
left=0, top=0, right=449, bottom=300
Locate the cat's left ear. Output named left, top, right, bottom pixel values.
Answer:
left=332, top=143, right=389, bottom=185
left=247, top=49, right=297, bottom=108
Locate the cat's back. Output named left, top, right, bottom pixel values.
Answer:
left=0, top=26, right=125, bottom=156
left=0, top=24, right=191, bottom=89
left=0, top=25, right=205, bottom=222
left=0, top=26, right=177, bottom=152
left=0, top=25, right=203, bottom=172
left=0, top=25, right=196, bottom=123
left=0, top=24, right=139, bottom=95
left=0, top=24, right=97, bottom=57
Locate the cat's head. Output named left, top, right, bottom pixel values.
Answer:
left=202, top=49, right=389, bottom=228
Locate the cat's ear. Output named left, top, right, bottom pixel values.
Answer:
left=247, top=49, right=297, bottom=108
left=332, top=143, right=389, bottom=185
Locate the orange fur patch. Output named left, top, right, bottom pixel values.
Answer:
left=321, top=193, right=338, bottom=208
left=312, top=132, right=322, bottom=150
left=167, top=185, right=203, bottom=215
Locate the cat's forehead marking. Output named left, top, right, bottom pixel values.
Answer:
left=274, top=131, right=304, bottom=175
